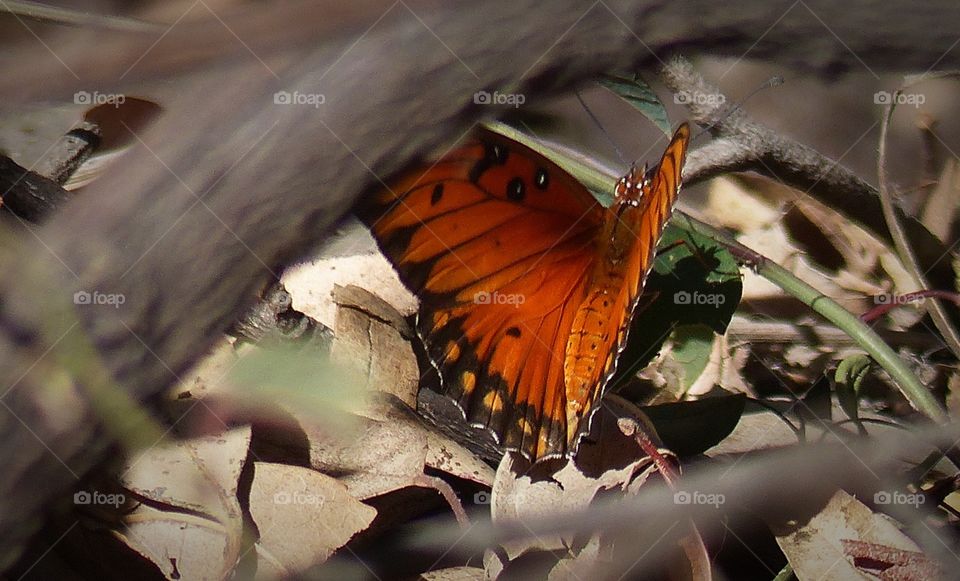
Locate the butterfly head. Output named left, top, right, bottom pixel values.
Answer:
left=615, top=162, right=651, bottom=206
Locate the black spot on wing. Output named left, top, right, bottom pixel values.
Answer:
left=469, top=141, right=509, bottom=183
left=430, top=183, right=444, bottom=205
left=506, top=177, right=525, bottom=202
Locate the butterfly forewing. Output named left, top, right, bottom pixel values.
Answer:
left=360, top=124, right=689, bottom=462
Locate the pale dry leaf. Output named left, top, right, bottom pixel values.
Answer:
left=120, top=426, right=250, bottom=576
left=282, top=221, right=417, bottom=330
left=772, top=490, right=927, bottom=581
left=783, top=343, right=822, bottom=367
left=739, top=223, right=852, bottom=305
left=704, top=408, right=799, bottom=456
left=303, top=392, right=485, bottom=513
left=946, top=370, right=960, bottom=417
left=720, top=341, right=751, bottom=395
left=485, top=397, right=707, bottom=580
left=706, top=175, right=782, bottom=233
left=248, top=462, right=377, bottom=579
left=117, top=504, right=231, bottom=581
left=331, top=284, right=419, bottom=408
left=425, top=430, right=496, bottom=488
left=714, top=174, right=920, bottom=327
left=687, top=331, right=724, bottom=397
left=170, top=335, right=239, bottom=399
left=920, top=158, right=960, bottom=243
left=121, top=426, right=251, bottom=526
left=489, top=402, right=661, bottom=567
left=418, top=566, right=487, bottom=580
left=307, top=411, right=427, bottom=500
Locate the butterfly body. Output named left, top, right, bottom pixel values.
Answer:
left=361, top=124, right=689, bottom=462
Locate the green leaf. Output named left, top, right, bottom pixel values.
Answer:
left=598, top=73, right=672, bottom=136
left=670, top=324, right=715, bottom=393
left=834, top=354, right=873, bottom=421
left=613, top=224, right=742, bottom=387
left=641, top=394, right=747, bottom=456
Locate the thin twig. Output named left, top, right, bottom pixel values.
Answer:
left=877, top=90, right=960, bottom=359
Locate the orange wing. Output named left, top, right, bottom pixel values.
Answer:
left=359, top=125, right=689, bottom=461
left=562, top=124, right=690, bottom=451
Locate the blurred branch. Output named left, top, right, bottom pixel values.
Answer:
left=0, top=1, right=163, bottom=32
left=6, top=0, right=960, bottom=103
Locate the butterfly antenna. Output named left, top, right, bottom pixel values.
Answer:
left=691, top=75, right=784, bottom=141
left=576, top=90, right=628, bottom=166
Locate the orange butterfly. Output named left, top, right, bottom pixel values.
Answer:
left=360, top=123, right=690, bottom=462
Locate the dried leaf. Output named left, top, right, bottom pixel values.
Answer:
left=122, top=426, right=250, bottom=525
left=248, top=462, right=376, bottom=577
left=304, top=392, right=492, bottom=503
left=487, top=401, right=663, bottom=575
left=920, top=158, right=960, bottom=243
left=705, top=407, right=799, bottom=456
left=118, top=505, right=232, bottom=580
left=418, top=566, right=487, bottom=580
left=331, top=284, right=419, bottom=408
left=282, top=228, right=418, bottom=330
left=772, top=490, right=929, bottom=581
